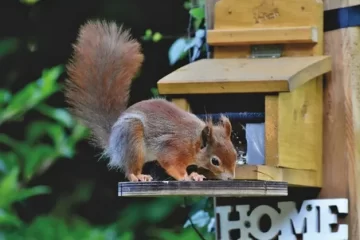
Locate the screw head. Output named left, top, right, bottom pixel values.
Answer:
left=306, top=205, right=312, bottom=211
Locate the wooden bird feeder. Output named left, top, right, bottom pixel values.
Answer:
left=116, top=0, right=360, bottom=238
left=117, top=0, right=360, bottom=237
left=156, top=0, right=331, bottom=189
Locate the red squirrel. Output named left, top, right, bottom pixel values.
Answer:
left=64, top=20, right=237, bottom=182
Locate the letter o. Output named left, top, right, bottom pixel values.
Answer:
left=248, top=205, right=280, bottom=239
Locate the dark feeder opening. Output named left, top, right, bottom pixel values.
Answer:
left=142, top=93, right=269, bottom=181
left=188, top=93, right=267, bottom=178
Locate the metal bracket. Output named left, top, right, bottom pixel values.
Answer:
left=249, top=44, right=283, bottom=58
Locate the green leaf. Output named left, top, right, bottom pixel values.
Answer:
left=0, top=152, right=18, bottom=175
left=187, top=197, right=210, bottom=216
left=41, top=123, right=63, bottom=146
left=152, top=32, right=162, bottom=42
left=13, top=185, right=51, bottom=203
left=0, top=134, right=30, bottom=160
left=120, top=231, right=134, bottom=240
left=145, top=29, right=152, bottom=37
left=23, top=144, right=55, bottom=180
left=145, top=198, right=183, bottom=222
left=189, top=7, right=205, bottom=20
left=68, top=122, right=89, bottom=144
left=183, top=1, right=192, bottom=10
left=150, top=88, right=159, bottom=97
left=189, top=6, right=205, bottom=29
left=0, top=83, right=38, bottom=123
left=0, top=89, right=12, bottom=107
left=0, top=159, right=6, bottom=174
left=0, top=38, right=19, bottom=58
left=194, top=19, right=203, bottom=29
left=40, top=65, right=64, bottom=94
left=20, top=0, right=40, bottom=5
left=143, top=29, right=153, bottom=41
left=35, top=104, right=74, bottom=128
left=155, top=228, right=201, bottom=240
left=2, top=215, right=129, bottom=239
left=26, top=119, right=77, bottom=159
left=26, top=121, right=57, bottom=143
left=21, top=216, right=68, bottom=239
left=0, top=208, right=22, bottom=227
left=26, top=120, right=86, bottom=162
left=0, top=168, right=19, bottom=208
left=45, top=124, right=74, bottom=157
left=116, top=203, right=143, bottom=229
left=0, top=65, right=63, bottom=124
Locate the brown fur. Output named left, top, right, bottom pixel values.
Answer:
left=65, top=20, right=144, bottom=148
left=64, top=20, right=237, bottom=182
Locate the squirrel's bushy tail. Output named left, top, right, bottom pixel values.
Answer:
left=65, top=20, right=144, bottom=149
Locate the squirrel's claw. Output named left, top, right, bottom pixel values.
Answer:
left=187, top=172, right=206, bottom=181
left=138, top=174, right=153, bottom=182
left=128, top=174, right=153, bottom=182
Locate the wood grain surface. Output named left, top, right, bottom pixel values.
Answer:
left=321, top=0, right=360, bottom=238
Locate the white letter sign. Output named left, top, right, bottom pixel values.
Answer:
left=216, top=198, right=348, bottom=240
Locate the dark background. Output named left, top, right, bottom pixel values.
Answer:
left=0, top=0, right=215, bottom=239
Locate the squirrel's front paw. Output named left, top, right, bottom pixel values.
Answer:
left=128, top=174, right=153, bottom=182
left=186, top=172, right=206, bottom=181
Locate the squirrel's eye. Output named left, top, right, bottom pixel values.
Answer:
left=211, top=157, right=220, bottom=166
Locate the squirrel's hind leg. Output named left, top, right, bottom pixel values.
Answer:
left=109, top=117, right=153, bottom=182
left=124, top=120, right=153, bottom=182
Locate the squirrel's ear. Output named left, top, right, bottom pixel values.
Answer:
left=201, top=124, right=213, bottom=149
left=219, top=115, right=232, bottom=138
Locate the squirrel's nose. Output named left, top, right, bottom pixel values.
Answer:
left=221, top=172, right=234, bottom=180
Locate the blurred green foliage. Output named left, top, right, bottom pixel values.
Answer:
left=0, top=63, right=90, bottom=236
left=0, top=0, right=215, bottom=239
left=143, top=0, right=207, bottom=69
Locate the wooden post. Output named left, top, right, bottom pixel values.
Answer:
left=204, top=0, right=358, bottom=239
left=320, top=0, right=360, bottom=238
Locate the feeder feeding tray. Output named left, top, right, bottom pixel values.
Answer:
left=118, top=180, right=288, bottom=197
